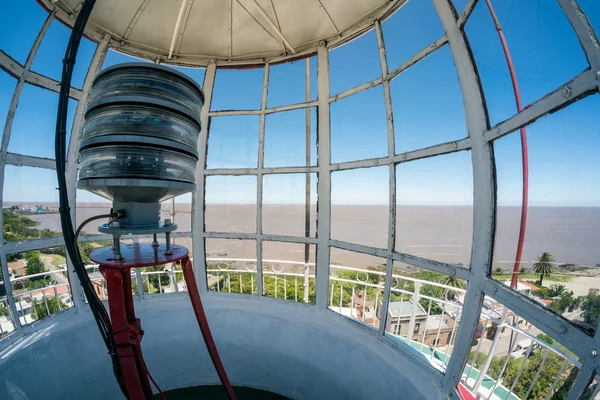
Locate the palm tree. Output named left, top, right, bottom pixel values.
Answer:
left=548, top=283, right=567, bottom=297
left=440, top=275, right=466, bottom=300
left=532, top=252, right=555, bottom=286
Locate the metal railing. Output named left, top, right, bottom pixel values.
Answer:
left=1, top=257, right=582, bottom=400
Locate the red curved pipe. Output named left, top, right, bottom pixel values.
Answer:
left=484, top=0, right=529, bottom=290
left=182, top=257, right=237, bottom=400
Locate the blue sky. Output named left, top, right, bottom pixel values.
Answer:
left=0, top=0, right=599, bottom=207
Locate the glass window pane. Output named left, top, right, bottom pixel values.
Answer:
left=262, top=173, right=317, bottom=237
left=329, top=248, right=386, bottom=330
left=31, top=20, right=97, bottom=89
left=329, top=30, right=381, bottom=95
left=493, top=95, right=600, bottom=334
left=8, top=84, right=77, bottom=159
left=451, top=0, right=470, bottom=15
left=169, top=65, right=205, bottom=87
left=392, top=46, right=467, bottom=153
left=206, top=115, right=259, bottom=169
left=395, top=151, right=473, bottom=267
left=465, top=0, right=589, bottom=125
left=0, top=1, right=48, bottom=64
left=267, top=58, right=317, bottom=107
left=3, top=166, right=61, bottom=242
left=264, top=108, right=316, bottom=168
left=102, top=49, right=150, bottom=70
left=331, top=166, right=389, bottom=249
left=382, top=0, right=445, bottom=72
left=460, top=295, right=582, bottom=400
left=9, top=246, right=73, bottom=327
left=206, top=238, right=256, bottom=294
left=212, top=67, right=264, bottom=111
left=580, top=0, right=600, bottom=36
left=385, top=261, right=466, bottom=369
left=331, top=86, right=388, bottom=163
left=76, top=190, right=111, bottom=237
left=205, top=175, right=257, bottom=233
left=262, top=241, right=315, bottom=304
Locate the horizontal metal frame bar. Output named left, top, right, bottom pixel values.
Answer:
left=0, top=51, right=82, bottom=100
left=482, top=277, right=592, bottom=359
left=329, top=78, right=383, bottom=103
left=387, top=36, right=448, bottom=81
left=203, top=231, right=318, bottom=244
left=204, top=138, right=471, bottom=176
left=330, top=138, right=471, bottom=171
left=207, top=109, right=261, bottom=117
left=204, top=166, right=318, bottom=175
left=484, top=69, right=598, bottom=142
left=391, top=251, right=470, bottom=281
left=392, top=138, right=471, bottom=163
left=328, top=36, right=447, bottom=106
left=5, top=153, right=56, bottom=170
left=265, top=101, right=318, bottom=114
left=328, top=239, right=389, bottom=258
left=4, top=231, right=193, bottom=255
left=208, top=100, right=318, bottom=117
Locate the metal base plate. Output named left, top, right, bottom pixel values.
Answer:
left=90, top=243, right=188, bottom=268
left=98, top=222, right=178, bottom=235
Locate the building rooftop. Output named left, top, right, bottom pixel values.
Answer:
left=388, top=301, right=427, bottom=318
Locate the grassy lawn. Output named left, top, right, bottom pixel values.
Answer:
left=492, top=273, right=573, bottom=283
left=42, top=254, right=67, bottom=267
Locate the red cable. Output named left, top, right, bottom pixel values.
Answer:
left=147, top=370, right=168, bottom=400
left=484, top=0, right=529, bottom=290
left=182, top=257, right=237, bottom=400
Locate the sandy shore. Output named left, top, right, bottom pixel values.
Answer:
left=564, top=275, right=600, bottom=297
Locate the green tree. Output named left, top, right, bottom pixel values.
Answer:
left=146, top=265, right=170, bottom=292
left=132, top=278, right=157, bottom=295
left=550, top=291, right=576, bottom=314
left=581, top=293, right=600, bottom=326
left=25, top=252, right=45, bottom=276
left=548, top=284, right=567, bottom=297
left=467, top=351, right=487, bottom=369
left=550, top=367, right=578, bottom=400
left=2, top=209, right=39, bottom=241
left=439, top=274, right=465, bottom=300
left=0, top=303, right=9, bottom=317
left=493, top=267, right=503, bottom=275
left=25, top=252, right=47, bottom=289
left=536, top=333, right=555, bottom=346
left=532, top=252, right=555, bottom=286
left=31, top=297, right=67, bottom=320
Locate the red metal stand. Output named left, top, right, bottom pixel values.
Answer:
left=91, top=243, right=236, bottom=400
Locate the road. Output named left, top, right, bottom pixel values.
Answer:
left=40, top=255, right=69, bottom=285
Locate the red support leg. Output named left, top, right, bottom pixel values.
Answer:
left=101, top=266, right=154, bottom=400
left=181, top=256, right=237, bottom=400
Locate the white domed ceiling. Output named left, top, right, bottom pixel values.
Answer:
left=40, top=0, right=405, bottom=65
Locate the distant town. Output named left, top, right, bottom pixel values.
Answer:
left=5, top=204, right=59, bottom=215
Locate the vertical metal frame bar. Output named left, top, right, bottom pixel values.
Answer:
left=558, top=0, right=600, bottom=75
left=0, top=12, right=56, bottom=334
left=257, top=63, right=269, bottom=298
left=433, top=0, right=493, bottom=393
left=315, top=44, right=331, bottom=310
left=374, top=20, right=396, bottom=336
left=557, top=1, right=600, bottom=395
left=65, top=36, right=109, bottom=310
left=192, top=61, right=216, bottom=293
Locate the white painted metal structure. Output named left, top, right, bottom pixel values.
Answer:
left=40, top=0, right=406, bottom=65
left=0, top=0, right=599, bottom=399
